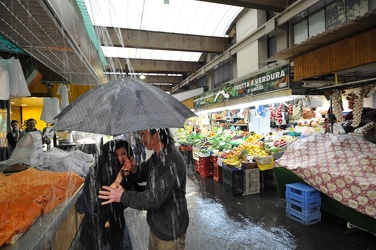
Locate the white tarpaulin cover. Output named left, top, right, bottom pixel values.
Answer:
left=40, top=148, right=94, bottom=176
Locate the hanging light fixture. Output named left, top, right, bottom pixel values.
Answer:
left=164, top=0, right=169, bottom=5
left=140, top=73, right=145, bottom=79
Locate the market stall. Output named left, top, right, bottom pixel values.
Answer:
left=0, top=168, right=84, bottom=248
left=273, top=85, right=376, bottom=233
left=274, top=133, right=376, bottom=233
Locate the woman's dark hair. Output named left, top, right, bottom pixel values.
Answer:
left=150, top=128, right=174, bottom=146
left=101, top=139, right=134, bottom=157
left=115, top=140, right=133, bottom=156
left=87, top=139, right=127, bottom=248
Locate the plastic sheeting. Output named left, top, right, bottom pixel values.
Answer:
left=275, top=133, right=376, bottom=219
left=0, top=132, right=43, bottom=172
left=0, top=168, right=84, bottom=246
left=0, top=66, right=9, bottom=100
left=40, top=147, right=94, bottom=176
left=57, top=84, right=70, bottom=110
left=0, top=57, right=30, bottom=98
left=40, top=97, right=60, bottom=124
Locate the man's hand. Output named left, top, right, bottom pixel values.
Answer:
left=98, top=185, right=125, bottom=205
left=122, top=156, right=137, bottom=174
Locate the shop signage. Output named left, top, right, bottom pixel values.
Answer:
left=194, top=65, right=289, bottom=108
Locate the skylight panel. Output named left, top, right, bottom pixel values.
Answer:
left=102, top=46, right=201, bottom=62
left=85, top=0, right=242, bottom=37
left=86, top=0, right=242, bottom=63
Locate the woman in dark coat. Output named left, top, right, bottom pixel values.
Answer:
left=73, top=140, right=134, bottom=250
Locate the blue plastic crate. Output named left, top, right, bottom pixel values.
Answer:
left=286, top=201, right=320, bottom=217
left=286, top=192, right=321, bottom=208
left=286, top=207, right=321, bottom=226
left=286, top=183, right=320, bottom=200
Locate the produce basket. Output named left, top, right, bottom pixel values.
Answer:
left=255, top=155, right=274, bottom=171
left=217, top=157, right=225, bottom=167
left=241, top=161, right=257, bottom=169
left=224, top=163, right=244, bottom=171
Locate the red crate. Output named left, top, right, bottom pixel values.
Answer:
left=195, top=160, right=200, bottom=173
left=199, top=167, right=214, bottom=179
left=199, top=156, right=211, bottom=164
left=213, top=163, right=222, bottom=182
left=199, top=162, right=213, bottom=170
left=210, top=155, right=218, bottom=163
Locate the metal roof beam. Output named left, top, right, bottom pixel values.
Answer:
left=198, top=0, right=288, bottom=12
left=106, top=58, right=200, bottom=74
left=143, top=75, right=183, bottom=84
left=99, top=27, right=229, bottom=53
left=105, top=74, right=182, bottom=84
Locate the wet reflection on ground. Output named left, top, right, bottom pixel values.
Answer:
left=184, top=174, right=296, bottom=250
left=125, top=169, right=376, bottom=250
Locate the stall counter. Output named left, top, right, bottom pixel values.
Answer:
left=0, top=184, right=83, bottom=250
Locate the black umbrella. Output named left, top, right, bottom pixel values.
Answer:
left=52, top=77, right=196, bottom=135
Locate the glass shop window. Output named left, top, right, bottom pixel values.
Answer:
left=267, top=35, right=277, bottom=58
left=214, top=61, right=233, bottom=88
left=294, top=19, right=308, bottom=44
left=309, top=9, right=325, bottom=38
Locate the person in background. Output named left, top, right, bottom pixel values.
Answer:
left=132, top=132, right=146, bottom=165
left=74, top=139, right=133, bottom=250
left=24, top=118, right=50, bottom=146
left=6, top=120, right=24, bottom=156
left=193, top=125, right=201, bottom=134
left=24, top=118, right=40, bottom=133
left=99, top=128, right=189, bottom=250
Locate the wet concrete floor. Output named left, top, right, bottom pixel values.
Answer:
left=125, top=165, right=376, bottom=250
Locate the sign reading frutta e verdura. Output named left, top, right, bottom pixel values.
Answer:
left=193, top=65, right=289, bottom=109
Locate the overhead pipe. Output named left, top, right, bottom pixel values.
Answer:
left=317, top=77, right=376, bottom=90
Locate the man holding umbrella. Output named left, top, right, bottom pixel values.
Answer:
left=99, top=128, right=189, bottom=250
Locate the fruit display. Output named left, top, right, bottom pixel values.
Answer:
left=245, top=132, right=263, bottom=142
left=288, top=104, right=293, bottom=115
left=269, top=103, right=283, bottom=124
left=176, top=123, right=304, bottom=170
left=273, top=138, right=287, bottom=147
left=297, top=117, right=327, bottom=128
left=262, top=133, right=298, bottom=154
left=221, top=143, right=268, bottom=169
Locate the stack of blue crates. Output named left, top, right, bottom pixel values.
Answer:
left=285, top=183, right=321, bottom=226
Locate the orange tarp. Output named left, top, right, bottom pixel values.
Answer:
left=0, top=168, right=84, bottom=246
